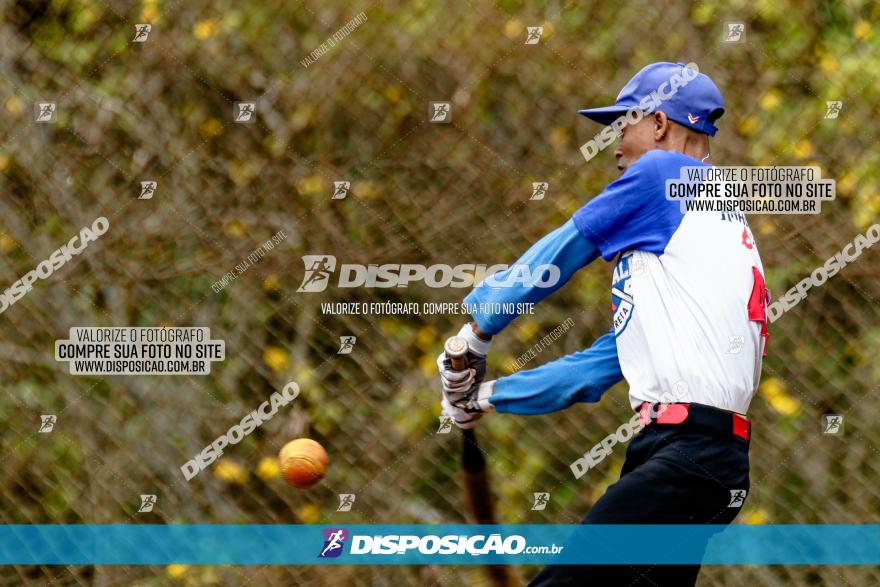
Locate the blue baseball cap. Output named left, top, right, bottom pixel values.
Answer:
left=578, top=62, right=725, bottom=136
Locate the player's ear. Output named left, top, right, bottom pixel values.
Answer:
left=653, top=111, right=670, bottom=141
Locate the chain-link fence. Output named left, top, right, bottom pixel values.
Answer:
left=1, top=0, right=879, bottom=585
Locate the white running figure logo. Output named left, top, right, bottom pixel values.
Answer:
left=321, top=529, right=346, bottom=557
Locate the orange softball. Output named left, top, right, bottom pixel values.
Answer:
left=278, top=438, right=329, bottom=488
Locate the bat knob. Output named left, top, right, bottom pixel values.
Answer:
left=444, top=336, right=469, bottom=370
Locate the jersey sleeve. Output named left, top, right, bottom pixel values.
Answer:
left=464, top=219, right=600, bottom=336
left=572, top=150, right=687, bottom=261
left=488, top=331, right=623, bottom=414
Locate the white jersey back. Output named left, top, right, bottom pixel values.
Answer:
left=573, top=150, right=768, bottom=414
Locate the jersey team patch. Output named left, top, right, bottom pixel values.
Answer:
left=611, top=253, right=635, bottom=335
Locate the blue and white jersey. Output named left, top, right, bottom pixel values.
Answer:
left=574, top=150, right=766, bottom=413
left=465, top=149, right=767, bottom=416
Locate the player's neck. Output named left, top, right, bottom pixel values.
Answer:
left=657, top=134, right=711, bottom=163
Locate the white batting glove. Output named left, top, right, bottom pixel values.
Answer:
left=441, top=382, right=495, bottom=429
left=436, top=324, right=492, bottom=406
left=442, top=396, right=481, bottom=429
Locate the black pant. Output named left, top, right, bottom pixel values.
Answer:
left=529, top=412, right=750, bottom=586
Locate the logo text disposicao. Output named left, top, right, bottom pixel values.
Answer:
left=350, top=534, right=528, bottom=555
left=297, top=255, right=560, bottom=292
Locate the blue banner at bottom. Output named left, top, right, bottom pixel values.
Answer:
left=0, top=525, right=878, bottom=565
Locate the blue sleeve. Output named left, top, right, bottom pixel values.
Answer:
left=488, top=332, right=623, bottom=414
left=464, top=219, right=600, bottom=336
left=572, top=150, right=688, bottom=261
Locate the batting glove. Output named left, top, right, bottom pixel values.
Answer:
left=436, top=324, right=491, bottom=407
left=441, top=381, right=495, bottom=429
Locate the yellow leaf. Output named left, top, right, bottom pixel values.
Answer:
left=166, top=564, right=189, bottom=578
left=224, top=219, right=247, bottom=238
left=515, top=319, right=540, bottom=343
left=379, top=318, right=398, bottom=336
left=744, top=509, right=769, bottom=524
left=214, top=459, right=249, bottom=484
left=737, top=115, right=759, bottom=137
left=232, top=160, right=263, bottom=186
left=140, top=6, right=159, bottom=22
left=760, top=377, right=801, bottom=416
left=854, top=20, right=872, bottom=41
left=504, top=19, right=523, bottom=40
left=5, top=97, right=23, bottom=116
left=298, top=503, right=321, bottom=524
left=228, top=160, right=258, bottom=186
left=691, top=2, right=714, bottom=25
left=384, top=85, right=404, bottom=103
left=761, top=377, right=784, bottom=398
left=759, top=90, right=782, bottom=112
left=818, top=54, right=838, bottom=75
left=792, top=139, right=813, bottom=159
left=415, top=326, right=436, bottom=351
left=263, top=346, right=290, bottom=372
left=296, top=175, right=324, bottom=197
left=559, top=195, right=578, bottom=216
left=499, top=353, right=518, bottom=374
left=193, top=19, right=217, bottom=40
left=853, top=207, right=878, bottom=230
left=295, top=364, right=315, bottom=388
left=352, top=181, right=381, bottom=200
left=770, top=395, right=801, bottom=416
left=549, top=126, right=569, bottom=149
left=200, top=118, right=223, bottom=137
left=263, top=274, right=280, bottom=292
left=757, top=220, right=774, bottom=235
left=256, top=457, right=280, bottom=481
left=0, top=233, right=16, bottom=253
left=837, top=172, right=855, bottom=195
left=419, top=353, right=437, bottom=377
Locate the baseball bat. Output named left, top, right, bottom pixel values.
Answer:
left=444, top=336, right=511, bottom=587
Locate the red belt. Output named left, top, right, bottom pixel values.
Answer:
left=638, top=402, right=751, bottom=442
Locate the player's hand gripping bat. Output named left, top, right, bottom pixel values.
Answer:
left=444, top=335, right=511, bottom=587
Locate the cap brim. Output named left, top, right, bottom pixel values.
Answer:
left=577, top=105, right=629, bottom=125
